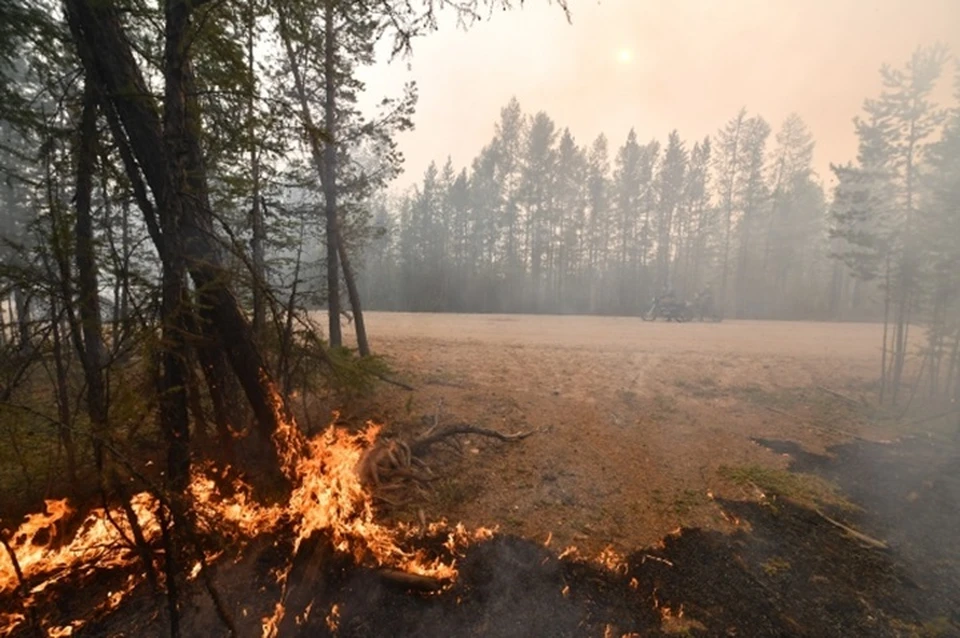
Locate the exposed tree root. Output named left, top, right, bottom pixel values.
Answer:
left=409, top=423, right=534, bottom=457
left=355, top=422, right=534, bottom=504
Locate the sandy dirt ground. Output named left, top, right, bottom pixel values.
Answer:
left=342, top=312, right=893, bottom=556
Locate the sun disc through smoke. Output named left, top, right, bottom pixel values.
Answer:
left=617, top=48, right=632, bottom=64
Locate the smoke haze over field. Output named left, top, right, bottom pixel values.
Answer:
left=361, top=0, right=960, bottom=190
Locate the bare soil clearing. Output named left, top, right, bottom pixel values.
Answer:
left=347, top=313, right=893, bottom=554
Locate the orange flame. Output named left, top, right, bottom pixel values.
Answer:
left=595, top=545, right=628, bottom=575
left=1, top=378, right=489, bottom=636
left=324, top=603, right=339, bottom=632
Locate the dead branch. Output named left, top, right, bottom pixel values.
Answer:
left=0, top=534, right=26, bottom=591
left=814, top=508, right=889, bottom=551
left=640, top=553, right=674, bottom=567
left=111, top=473, right=159, bottom=593
left=0, top=531, right=38, bottom=634
left=375, top=373, right=414, bottom=391
left=377, top=568, right=446, bottom=592
left=409, top=424, right=535, bottom=458
left=422, top=399, right=444, bottom=438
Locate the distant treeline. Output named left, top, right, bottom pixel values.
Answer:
left=359, top=99, right=863, bottom=320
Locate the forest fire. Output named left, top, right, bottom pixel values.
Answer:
left=0, top=383, right=643, bottom=637
left=0, top=387, right=481, bottom=637
left=0, top=492, right=160, bottom=597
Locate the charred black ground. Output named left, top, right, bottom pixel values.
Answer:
left=7, top=434, right=958, bottom=637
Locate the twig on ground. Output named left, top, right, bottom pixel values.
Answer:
left=814, top=508, right=889, bottom=550
left=422, top=399, right=444, bottom=438
left=641, top=553, right=674, bottom=567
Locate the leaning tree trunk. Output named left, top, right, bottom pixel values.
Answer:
left=324, top=0, right=370, bottom=358
left=66, top=0, right=294, bottom=480
left=337, top=235, right=370, bottom=356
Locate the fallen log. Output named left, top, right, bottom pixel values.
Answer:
left=814, top=508, right=889, bottom=551
left=378, top=568, right=447, bottom=592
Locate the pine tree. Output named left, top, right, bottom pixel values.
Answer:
left=919, top=67, right=960, bottom=399
left=678, top=136, right=712, bottom=296
left=586, top=134, right=612, bottom=311
left=613, top=129, right=643, bottom=311
left=733, top=115, right=771, bottom=318
left=766, top=114, right=818, bottom=316
left=714, top=108, right=747, bottom=311
left=519, top=111, right=558, bottom=311
left=654, top=130, right=687, bottom=291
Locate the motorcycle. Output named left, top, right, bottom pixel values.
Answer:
left=641, top=296, right=692, bottom=322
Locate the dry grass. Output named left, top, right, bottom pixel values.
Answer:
left=344, top=312, right=907, bottom=554
left=718, top=464, right=857, bottom=511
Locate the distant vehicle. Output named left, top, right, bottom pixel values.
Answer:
left=641, top=295, right=692, bottom=322
left=641, top=289, right=723, bottom=323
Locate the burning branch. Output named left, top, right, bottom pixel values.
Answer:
left=377, top=567, right=446, bottom=592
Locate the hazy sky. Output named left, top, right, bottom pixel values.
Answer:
left=360, top=0, right=960, bottom=193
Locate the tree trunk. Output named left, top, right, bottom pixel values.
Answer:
left=119, top=199, right=130, bottom=323
left=322, top=1, right=342, bottom=348
left=66, top=0, right=292, bottom=481
left=184, top=309, right=240, bottom=461
left=278, top=2, right=357, bottom=350
left=74, top=79, right=109, bottom=473
left=49, top=301, right=77, bottom=486
left=158, top=0, right=200, bottom=492
left=13, top=286, right=30, bottom=353
left=879, top=255, right=891, bottom=404
left=337, top=235, right=370, bottom=356
left=247, top=0, right=266, bottom=343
